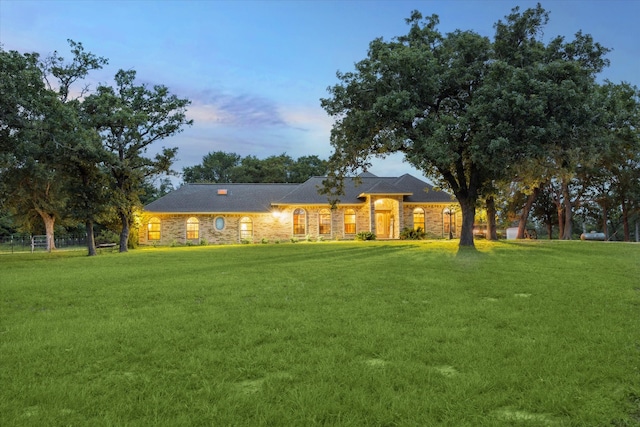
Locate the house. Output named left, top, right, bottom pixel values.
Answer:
left=139, top=172, right=461, bottom=245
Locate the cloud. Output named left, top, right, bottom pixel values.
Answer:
left=187, top=89, right=287, bottom=128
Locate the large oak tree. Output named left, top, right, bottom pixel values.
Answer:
left=320, top=5, right=608, bottom=246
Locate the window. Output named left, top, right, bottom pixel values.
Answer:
left=187, top=217, right=199, bottom=240
left=413, top=208, right=425, bottom=231
left=293, top=208, right=306, bottom=235
left=147, top=217, right=161, bottom=241
left=344, top=209, right=356, bottom=234
left=240, top=217, right=253, bottom=240
left=319, top=209, right=331, bottom=235
left=214, top=216, right=225, bottom=231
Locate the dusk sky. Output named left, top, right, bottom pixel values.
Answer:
left=2, top=0, right=639, bottom=183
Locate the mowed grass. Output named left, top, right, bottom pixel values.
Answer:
left=1, top=240, right=639, bottom=426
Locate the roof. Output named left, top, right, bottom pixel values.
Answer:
left=272, top=173, right=454, bottom=205
left=144, top=173, right=455, bottom=213
left=144, top=183, right=296, bottom=213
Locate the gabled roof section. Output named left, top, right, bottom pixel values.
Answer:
left=393, top=174, right=456, bottom=203
left=273, top=173, right=454, bottom=205
left=144, top=183, right=297, bottom=213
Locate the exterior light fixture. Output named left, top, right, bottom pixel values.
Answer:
left=444, top=206, right=455, bottom=240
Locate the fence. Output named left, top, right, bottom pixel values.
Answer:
left=0, top=235, right=88, bottom=253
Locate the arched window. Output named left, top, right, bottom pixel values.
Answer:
left=240, top=217, right=253, bottom=241
left=147, top=217, right=161, bottom=241
left=187, top=217, right=199, bottom=240
left=293, top=208, right=307, bottom=235
left=413, top=208, right=425, bottom=231
left=319, top=209, right=331, bottom=235
left=344, top=209, right=356, bottom=234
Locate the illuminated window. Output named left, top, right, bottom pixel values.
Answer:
left=413, top=208, right=425, bottom=231
left=293, top=208, right=306, bottom=235
left=240, top=217, right=253, bottom=240
left=344, top=209, right=356, bottom=234
left=214, top=217, right=225, bottom=231
left=148, top=217, right=161, bottom=240
left=319, top=209, right=331, bottom=235
left=187, top=217, right=199, bottom=240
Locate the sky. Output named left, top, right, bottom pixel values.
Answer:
left=1, top=0, right=639, bottom=184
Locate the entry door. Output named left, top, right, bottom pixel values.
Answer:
left=375, top=211, right=390, bottom=238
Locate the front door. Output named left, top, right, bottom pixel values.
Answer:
left=375, top=211, right=391, bottom=239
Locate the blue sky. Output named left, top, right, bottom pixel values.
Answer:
left=2, top=0, right=639, bottom=182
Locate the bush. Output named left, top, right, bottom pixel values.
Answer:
left=355, top=231, right=376, bottom=241
left=400, top=227, right=426, bottom=240
left=96, top=229, right=119, bottom=244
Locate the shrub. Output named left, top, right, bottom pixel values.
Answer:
left=355, top=231, right=376, bottom=241
left=400, top=227, right=426, bottom=240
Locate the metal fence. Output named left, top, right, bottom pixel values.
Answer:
left=0, top=235, right=88, bottom=253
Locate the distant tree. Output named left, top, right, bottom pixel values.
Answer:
left=84, top=69, right=192, bottom=252
left=289, top=155, right=329, bottom=182
left=182, top=151, right=241, bottom=183
left=183, top=152, right=328, bottom=184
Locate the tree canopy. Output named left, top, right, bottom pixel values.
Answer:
left=320, top=5, right=616, bottom=246
left=182, top=151, right=328, bottom=184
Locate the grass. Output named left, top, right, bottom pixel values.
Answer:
left=1, top=240, right=639, bottom=426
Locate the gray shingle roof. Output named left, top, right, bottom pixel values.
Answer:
left=144, top=183, right=297, bottom=213
left=144, top=174, right=455, bottom=213
left=272, top=173, right=455, bottom=205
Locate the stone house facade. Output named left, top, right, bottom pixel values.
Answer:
left=139, top=173, right=462, bottom=245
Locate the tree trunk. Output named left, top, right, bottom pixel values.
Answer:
left=119, top=211, right=129, bottom=253
left=486, top=196, right=498, bottom=241
left=86, top=221, right=97, bottom=256
left=621, top=201, right=630, bottom=242
left=546, top=222, right=553, bottom=239
left=561, top=178, right=573, bottom=240
left=458, top=197, right=476, bottom=247
left=36, top=209, right=57, bottom=252
left=517, top=187, right=539, bottom=239
left=601, top=202, right=609, bottom=240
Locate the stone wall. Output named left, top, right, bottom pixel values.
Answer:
left=139, top=202, right=462, bottom=246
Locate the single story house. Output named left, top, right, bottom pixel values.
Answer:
left=139, top=172, right=461, bottom=245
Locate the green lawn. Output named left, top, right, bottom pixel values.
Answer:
left=1, top=240, right=639, bottom=426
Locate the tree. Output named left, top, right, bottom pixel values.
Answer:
left=182, top=151, right=241, bottom=183
left=289, top=155, right=329, bottom=182
left=84, top=69, right=192, bottom=252
left=182, top=152, right=328, bottom=184
left=43, top=41, right=109, bottom=256
left=0, top=48, right=67, bottom=251
left=1, top=41, right=109, bottom=253
left=321, top=12, right=493, bottom=247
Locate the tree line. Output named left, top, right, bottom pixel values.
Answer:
left=320, top=4, right=639, bottom=246
left=182, top=151, right=328, bottom=184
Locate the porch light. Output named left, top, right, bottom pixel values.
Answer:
left=271, top=208, right=282, bottom=218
